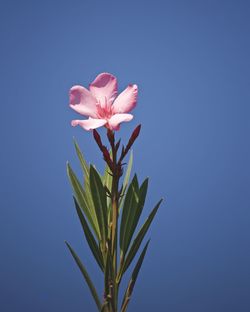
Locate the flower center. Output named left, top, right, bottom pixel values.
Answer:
left=96, top=97, right=113, bottom=120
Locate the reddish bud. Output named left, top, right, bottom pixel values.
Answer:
left=115, top=139, right=121, bottom=152
left=107, top=129, right=115, bottom=147
left=93, top=129, right=103, bottom=150
left=129, top=124, right=141, bottom=144
left=102, top=146, right=110, bottom=160
left=118, top=125, right=141, bottom=163
left=102, top=146, right=114, bottom=171
left=124, top=124, right=141, bottom=154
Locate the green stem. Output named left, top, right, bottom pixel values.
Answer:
left=105, top=130, right=121, bottom=312
left=112, top=139, right=119, bottom=311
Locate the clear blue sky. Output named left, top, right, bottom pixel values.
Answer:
left=0, top=0, right=250, bottom=311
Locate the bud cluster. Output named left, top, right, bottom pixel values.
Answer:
left=119, top=125, right=141, bottom=162
left=93, top=129, right=114, bottom=171
left=93, top=125, right=141, bottom=180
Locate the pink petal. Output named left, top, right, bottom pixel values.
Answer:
left=71, top=118, right=107, bottom=131
left=108, top=113, right=133, bottom=130
left=89, top=73, right=118, bottom=107
left=112, top=84, right=138, bottom=114
left=69, top=85, right=97, bottom=118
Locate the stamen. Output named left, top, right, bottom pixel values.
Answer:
left=96, top=97, right=113, bottom=119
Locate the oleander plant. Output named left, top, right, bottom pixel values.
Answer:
left=66, top=73, right=163, bottom=312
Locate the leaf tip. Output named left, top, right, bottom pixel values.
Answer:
left=66, top=161, right=71, bottom=172
left=66, top=161, right=70, bottom=170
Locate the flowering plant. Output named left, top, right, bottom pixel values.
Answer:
left=66, top=73, right=162, bottom=312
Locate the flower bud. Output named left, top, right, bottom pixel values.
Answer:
left=102, top=146, right=114, bottom=171
left=115, top=139, right=121, bottom=152
left=93, top=129, right=103, bottom=150
left=129, top=124, right=141, bottom=145
left=107, top=129, right=115, bottom=147
left=123, top=124, right=141, bottom=157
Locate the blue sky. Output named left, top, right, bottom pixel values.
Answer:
left=0, top=0, right=250, bottom=311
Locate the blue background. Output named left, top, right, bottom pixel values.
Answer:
left=0, top=0, right=249, bottom=311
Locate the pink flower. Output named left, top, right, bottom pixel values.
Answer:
left=69, top=73, right=138, bottom=131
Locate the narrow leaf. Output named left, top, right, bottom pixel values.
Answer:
left=89, top=165, right=108, bottom=242
left=73, top=197, right=104, bottom=271
left=73, top=140, right=100, bottom=233
left=103, top=151, right=113, bottom=222
left=73, top=138, right=89, bottom=179
left=104, top=242, right=113, bottom=306
left=65, top=241, right=102, bottom=311
left=122, top=199, right=162, bottom=274
left=119, top=175, right=139, bottom=255
left=103, top=166, right=113, bottom=193
left=121, top=241, right=150, bottom=312
left=67, top=162, right=100, bottom=239
left=84, top=180, right=100, bottom=234
left=123, top=178, right=149, bottom=257
left=123, top=151, right=133, bottom=191
left=73, top=140, right=100, bottom=231
left=119, top=151, right=133, bottom=212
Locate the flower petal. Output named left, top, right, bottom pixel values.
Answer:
left=89, top=73, right=118, bottom=107
left=69, top=85, right=97, bottom=118
left=71, top=118, right=107, bottom=131
left=108, top=113, right=133, bottom=130
left=112, top=84, right=138, bottom=114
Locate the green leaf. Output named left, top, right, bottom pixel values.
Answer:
left=103, top=153, right=113, bottom=222
left=119, top=175, right=140, bottom=256
left=89, top=165, right=108, bottom=242
left=120, top=240, right=150, bottom=312
left=73, top=197, right=104, bottom=271
left=119, top=151, right=133, bottom=212
left=67, top=162, right=101, bottom=239
left=103, top=167, right=113, bottom=193
left=73, top=140, right=100, bottom=234
left=104, top=252, right=111, bottom=300
left=122, top=199, right=162, bottom=274
left=102, top=149, right=113, bottom=190
left=123, top=151, right=133, bottom=191
left=73, top=138, right=89, bottom=180
left=65, top=241, right=102, bottom=311
left=102, top=242, right=113, bottom=312
left=123, top=178, right=149, bottom=258
left=84, top=180, right=100, bottom=235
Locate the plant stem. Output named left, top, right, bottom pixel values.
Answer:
left=107, top=130, right=121, bottom=311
